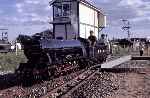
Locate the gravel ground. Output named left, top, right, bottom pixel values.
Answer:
left=1, top=56, right=150, bottom=98
left=0, top=70, right=85, bottom=98
left=70, top=69, right=150, bottom=98
left=71, top=72, right=119, bottom=98
left=70, top=60, right=150, bottom=98
left=107, top=71, right=150, bottom=98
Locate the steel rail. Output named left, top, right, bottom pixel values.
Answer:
left=42, top=55, right=132, bottom=98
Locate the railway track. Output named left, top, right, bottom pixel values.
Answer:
left=41, top=55, right=132, bottom=98
left=42, top=67, right=98, bottom=98
left=65, top=56, right=150, bottom=98
left=0, top=70, right=85, bottom=98
left=42, top=55, right=150, bottom=98
left=30, top=55, right=128, bottom=98
left=0, top=55, right=123, bottom=98
left=1, top=55, right=149, bottom=98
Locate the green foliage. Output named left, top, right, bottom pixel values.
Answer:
left=112, top=45, right=132, bottom=56
left=0, top=51, right=27, bottom=71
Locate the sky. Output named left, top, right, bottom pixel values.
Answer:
left=0, top=0, right=150, bottom=41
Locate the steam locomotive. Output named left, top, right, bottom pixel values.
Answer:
left=15, top=33, right=110, bottom=84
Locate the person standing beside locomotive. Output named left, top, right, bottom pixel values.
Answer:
left=88, top=30, right=97, bottom=57
left=139, top=41, right=144, bottom=56
left=88, top=30, right=97, bottom=47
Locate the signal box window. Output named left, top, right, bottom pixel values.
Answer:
left=54, top=2, right=71, bottom=17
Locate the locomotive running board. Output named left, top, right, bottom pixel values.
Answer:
left=100, top=55, right=132, bottom=68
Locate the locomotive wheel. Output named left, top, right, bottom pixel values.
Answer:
left=24, top=70, right=34, bottom=86
left=33, top=68, right=42, bottom=83
left=15, top=63, right=34, bottom=86
left=32, top=63, right=51, bottom=82
left=41, top=66, right=53, bottom=81
left=77, top=58, right=89, bottom=69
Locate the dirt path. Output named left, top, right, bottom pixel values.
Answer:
left=107, top=71, right=150, bottom=98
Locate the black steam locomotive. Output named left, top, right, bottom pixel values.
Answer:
left=15, top=34, right=110, bottom=84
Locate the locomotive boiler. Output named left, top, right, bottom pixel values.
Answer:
left=15, top=34, right=110, bottom=84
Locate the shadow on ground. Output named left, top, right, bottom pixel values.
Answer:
left=0, top=73, right=17, bottom=90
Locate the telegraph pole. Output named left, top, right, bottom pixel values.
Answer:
left=98, top=15, right=107, bottom=40
left=122, top=19, right=131, bottom=40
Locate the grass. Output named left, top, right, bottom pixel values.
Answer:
left=0, top=46, right=137, bottom=72
left=0, top=51, right=27, bottom=71
left=111, top=46, right=132, bottom=56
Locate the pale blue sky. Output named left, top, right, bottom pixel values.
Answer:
left=0, top=0, right=150, bottom=40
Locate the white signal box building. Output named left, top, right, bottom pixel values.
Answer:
left=50, top=0, right=106, bottom=40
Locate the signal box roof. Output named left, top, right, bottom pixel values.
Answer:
left=50, top=0, right=104, bottom=14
